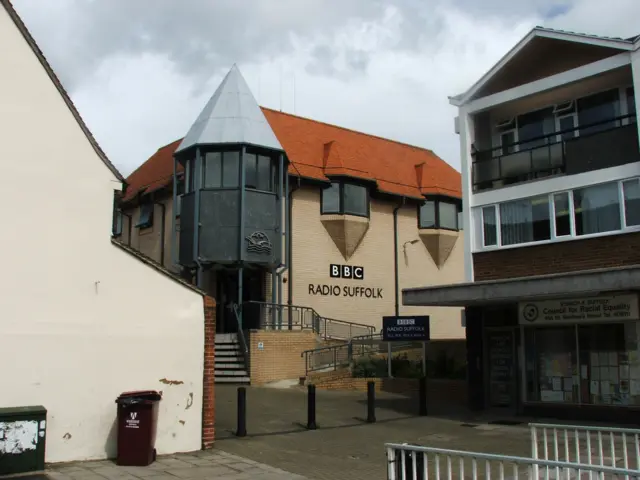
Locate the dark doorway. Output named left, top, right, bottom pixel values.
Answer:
left=216, top=268, right=265, bottom=333
left=485, top=327, right=517, bottom=413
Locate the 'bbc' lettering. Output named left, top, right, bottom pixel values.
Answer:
left=330, top=264, right=364, bottom=280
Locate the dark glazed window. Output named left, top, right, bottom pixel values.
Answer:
left=204, top=152, right=240, bottom=188
left=136, top=203, right=154, bottom=229
left=245, top=153, right=275, bottom=192
left=321, top=181, right=369, bottom=217
left=419, top=198, right=460, bottom=230
left=321, top=183, right=340, bottom=214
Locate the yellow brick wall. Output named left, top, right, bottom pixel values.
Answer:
left=248, top=329, right=319, bottom=385
left=282, top=186, right=465, bottom=339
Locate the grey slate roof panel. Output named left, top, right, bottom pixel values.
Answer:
left=176, top=64, right=283, bottom=153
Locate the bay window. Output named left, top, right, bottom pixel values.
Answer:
left=321, top=181, right=369, bottom=217
left=479, top=177, right=640, bottom=248
left=419, top=197, right=461, bottom=231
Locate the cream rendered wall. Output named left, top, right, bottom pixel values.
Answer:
left=283, top=186, right=465, bottom=339
left=0, top=6, right=204, bottom=464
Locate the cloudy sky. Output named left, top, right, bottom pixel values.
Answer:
left=12, top=0, right=640, bottom=176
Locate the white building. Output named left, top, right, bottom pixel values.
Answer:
left=405, top=28, right=640, bottom=423
left=0, top=0, right=214, bottom=463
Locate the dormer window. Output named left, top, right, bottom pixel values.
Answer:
left=136, top=203, right=154, bottom=229
left=321, top=181, right=369, bottom=217
left=419, top=197, right=461, bottom=231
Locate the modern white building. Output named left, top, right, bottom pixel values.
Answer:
left=0, top=0, right=215, bottom=464
left=405, top=27, right=640, bottom=422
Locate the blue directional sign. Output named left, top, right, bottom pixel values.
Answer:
left=382, top=316, right=430, bottom=342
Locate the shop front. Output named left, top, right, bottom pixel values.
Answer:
left=403, top=265, right=640, bottom=424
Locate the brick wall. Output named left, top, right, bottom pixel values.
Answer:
left=202, top=296, right=216, bottom=449
left=249, top=330, right=319, bottom=385
left=307, top=370, right=467, bottom=406
left=474, top=232, right=640, bottom=281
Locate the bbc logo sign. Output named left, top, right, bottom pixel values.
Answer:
left=330, top=264, right=364, bottom=280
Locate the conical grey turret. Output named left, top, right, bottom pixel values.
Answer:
left=176, top=64, right=282, bottom=153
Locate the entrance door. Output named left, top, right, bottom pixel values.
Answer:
left=486, top=327, right=517, bottom=410
left=216, top=269, right=266, bottom=333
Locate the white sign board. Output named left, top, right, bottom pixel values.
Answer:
left=518, top=294, right=639, bottom=325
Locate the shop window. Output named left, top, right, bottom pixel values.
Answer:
left=524, top=321, right=640, bottom=406
left=204, top=151, right=240, bottom=189
left=321, top=181, right=369, bottom=217
left=499, top=195, right=550, bottom=246
left=419, top=198, right=460, bottom=231
left=136, top=203, right=154, bottom=229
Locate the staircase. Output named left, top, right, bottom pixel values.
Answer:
left=215, top=333, right=250, bottom=384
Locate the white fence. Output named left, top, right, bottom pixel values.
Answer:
left=386, top=435, right=640, bottom=479
left=531, top=423, right=640, bottom=476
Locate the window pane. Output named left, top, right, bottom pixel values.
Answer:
left=419, top=201, right=436, bottom=228
left=578, top=89, right=619, bottom=135
left=558, top=115, right=576, bottom=141
left=553, top=192, right=571, bottom=236
left=457, top=211, right=464, bottom=230
left=186, top=159, right=194, bottom=193
left=321, top=183, right=340, bottom=214
left=573, top=182, right=621, bottom=236
left=245, top=153, right=258, bottom=189
left=222, top=151, right=240, bottom=188
left=439, top=201, right=458, bottom=230
left=500, top=195, right=551, bottom=246
left=501, top=131, right=516, bottom=155
left=256, top=155, right=273, bottom=191
left=204, top=152, right=222, bottom=188
left=627, top=87, right=636, bottom=123
left=482, top=206, right=497, bottom=246
left=528, top=327, right=577, bottom=403
left=343, top=183, right=368, bottom=216
left=623, top=179, right=640, bottom=227
left=518, top=108, right=552, bottom=150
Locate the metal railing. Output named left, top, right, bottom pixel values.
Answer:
left=386, top=442, right=640, bottom=480
left=232, top=304, right=250, bottom=370
left=301, top=332, right=421, bottom=376
left=245, top=301, right=375, bottom=340
left=472, top=114, right=638, bottom=192
left=531, top=422, right=640, bottom=476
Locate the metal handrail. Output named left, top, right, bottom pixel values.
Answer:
left=245, top=301, right=375, bottom=339
left=232, top=303, right=250, bottom=370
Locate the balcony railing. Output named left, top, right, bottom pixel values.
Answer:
left=472, top=114, right=639, bottom=193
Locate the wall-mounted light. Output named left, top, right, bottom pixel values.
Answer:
left=402, top=239, right=420, bottom=265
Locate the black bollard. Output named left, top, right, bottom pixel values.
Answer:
left=419, top=376, right=428, bottom=416
left=307, top=384, right=317, bottom=430
left=366, top=381, right=376, bottom=423
left=236, top=387, right=247, bottom=437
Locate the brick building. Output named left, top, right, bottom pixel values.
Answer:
left=405, top=27, right=640, bottom=422
left=115, top=65, right=466, bottom=384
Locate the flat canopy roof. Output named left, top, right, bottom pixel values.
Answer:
left=403, top=265, right=640, bottom=307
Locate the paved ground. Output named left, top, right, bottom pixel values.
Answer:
left=47, top=450, right=307, bottom=480
left=213, top=384, right=534, bottom=480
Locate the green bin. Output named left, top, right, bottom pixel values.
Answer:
left=0, top=406, right=47, bottom=475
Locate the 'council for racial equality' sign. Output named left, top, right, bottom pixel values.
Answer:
left=382, top=316, right=430, bottom=342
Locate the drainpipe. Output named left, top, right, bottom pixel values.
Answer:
left=171, top=156, right=178, bottom=268
left=393, top=197, right=406, bottom=317
left=154, top=200, right=166, bottom=267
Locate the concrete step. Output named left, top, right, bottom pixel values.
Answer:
left=215, top=376, right=250, bottom=384
left=216, top=333, right=238, bottom=342
left=215, top=355, right=245, bottom=362
left=214, top=362, right=245, bottom=369
left=215, top=369, right=249, bottom=376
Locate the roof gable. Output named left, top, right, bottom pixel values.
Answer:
left=451, top=26, right=635, bottom=106
left=123, top=108, right=461, bottom=203
left=176, top=65, right=282, bottom=154
left=0, top=0, right=124, bottom=183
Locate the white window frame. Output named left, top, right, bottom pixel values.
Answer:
left=478, top=177, right=640, bottom=250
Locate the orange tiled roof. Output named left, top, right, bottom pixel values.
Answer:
left=122, top=108, right=461, bottom=202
